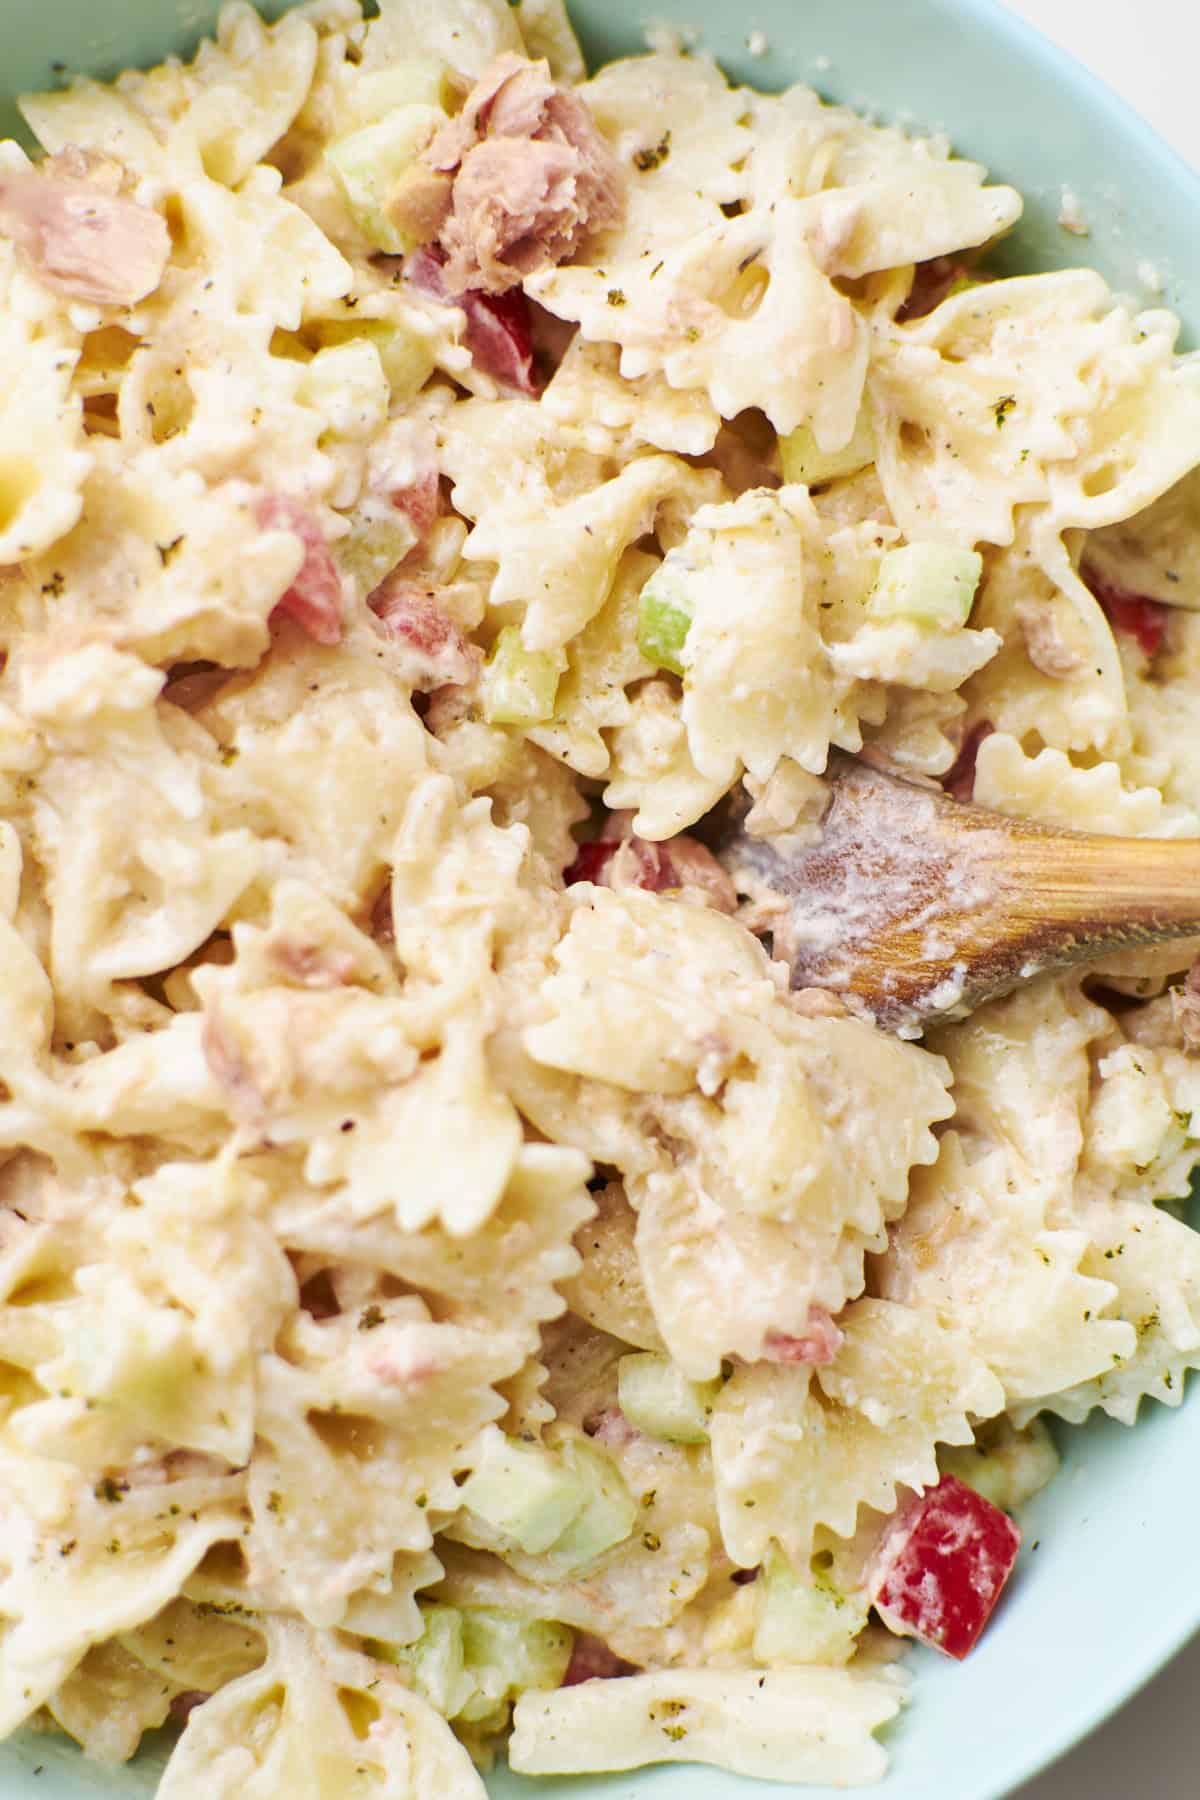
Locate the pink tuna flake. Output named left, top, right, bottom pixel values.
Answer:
left=868, top=1473, right=1021, bottom=1660
left=424, top=53, right=624, bottom=297
left=406, top=244, right=538, bottom=395
left=0, top=161, right=170, bottom=307
left=258, top=496, right=343, bottom=646
left=762, top=1307, right=844, bottom=1367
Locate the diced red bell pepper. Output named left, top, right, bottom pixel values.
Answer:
left=941, top=720, right=994, bottom=804
left=1085, top=568, right=1170, bottom=658
left=868, top=1472, right=1021, bottom=1660
left=406, top=246, right=538, bottom=395
left=258, top=495, right=343, bottom=646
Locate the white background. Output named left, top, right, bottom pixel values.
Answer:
left=1001, top=5, right=1200, bottom=1794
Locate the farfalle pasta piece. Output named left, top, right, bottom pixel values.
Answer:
left=276, top=1142, right=593, bottom=1346
left=0, top=223, right=91, bottom=567
left=245, top=1302, right=518, bottom=1625
left=709, top=1298, right=1003, bottom=1565
left=441, top=396, right=722, bottom=652
left=510, top=1662, right=909, bottom=1786
left=964, top=521, right=1130, bottom=757
left=877, top=1132, right=1134, bottom=1405
left=1016, top=1196, right=1200, bottom=1426
left=527, top=547, right=658, bottom=779
left=47, top=1637, right=182, bottom=1764
left=1083, top=463, right=1200, bottom=606
left=12, top=1157, right=293, bottom=1469
left=929, top=978, right=1112, bottom=1188
left=0, top=1453, right=246, bottom=1736
left=971, top=732, right=1194, bottom=837
left=158, top=1617, right=486, bottom=1799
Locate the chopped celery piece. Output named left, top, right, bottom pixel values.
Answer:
left=616, top=1352, right=721, bottom=1446
left=544, top=1433, right=637, bottom=1571
left=343, top=59, right=450, bottom=130
left=457, top=1428, right=585, bottom=1553
left=334, top=516, right=420, bottom=598
left=867, top=543, right=983, bottom=629
left=482, top=627, right=561, bottom=726
left=326, top=104, right=443, bottom=254
left=385, top=1603, right=476, bottom=1716
left=457, top=1609, right=573, bottom=1721
left=636, top=566, right=694, bottom=674
left=753, top=1547, right=868, bottom=1666
left=312, top=318, right=436, bottom=403
left=780, top=409, right=876, bottom=486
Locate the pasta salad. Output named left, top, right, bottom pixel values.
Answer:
left=0, top=0, right=1200, bottom=1790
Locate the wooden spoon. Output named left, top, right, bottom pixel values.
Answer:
left=708, top=751, right=1200, bottom=1034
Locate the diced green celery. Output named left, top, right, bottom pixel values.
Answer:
left=457, top=1429, right=586, bottom=1554
left=753, top=1547, right=868, bottom=1666
left=343, top=59, right=450, bottom=130
left=326, top=104, right=443, bottom=254
left=482, top=627, right=561, bottom=727
left=457, top=1609, right=573, bottom=1720
left=636, top=566, right=694, bottom=675
left=939, top=1417, right=1059, bottom=1513
left=334, top=515, right=420, bottom=598
left=616, top=1352, right=721, bottom=1446
left=385, top=1603, right=476, bottom=1716
left=780, top=409, right=876, bottom=486
left=866, top=543, right=983, bottom=629
left=312, top=318, right=436, bottom=403
left=543, top=1433, right=637, bottom=1571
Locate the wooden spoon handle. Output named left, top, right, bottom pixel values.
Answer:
left=717, top=754, right=1200, bottom=1029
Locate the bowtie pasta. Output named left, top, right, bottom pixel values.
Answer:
left=1, top=0, right=1200, bottom=1791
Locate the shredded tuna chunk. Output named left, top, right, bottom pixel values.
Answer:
left=423, top=53, right=623, bottom=295
left=1015, top=599, right=1084, bottom=678
left=761, top=1307, right=844, bottom=1366
left=1172, top=964, right=1200, bottom=1053
left=0, top=157, right=170, bottom=307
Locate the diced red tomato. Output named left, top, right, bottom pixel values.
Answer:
left=868, top=1473, right=1021, bottom=1660
left=1085, top=567, right=1170, bottom=658
left=941, top=720, right=994, bottom=804
left=561, top=1635, right=636, bottom=1686
left=406, top=245, right=538, bottom=395
left=258, top=495, right=343, bottom=646
left=762, top=1307, right=844, bottom=1366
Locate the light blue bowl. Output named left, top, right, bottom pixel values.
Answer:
left=2, top=2, right=1199, bottom=1797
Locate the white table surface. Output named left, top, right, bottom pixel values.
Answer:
left=995, top=14, right=1200, bottom=1796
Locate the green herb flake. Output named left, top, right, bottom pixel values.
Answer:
left=633, top=133, right=671, bottom=173
left=95, top=1477, right=127, bottom=1505
left=358, top=1304, right=385, bottom=1332
left=992, top=394, right=1016, bottom=428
